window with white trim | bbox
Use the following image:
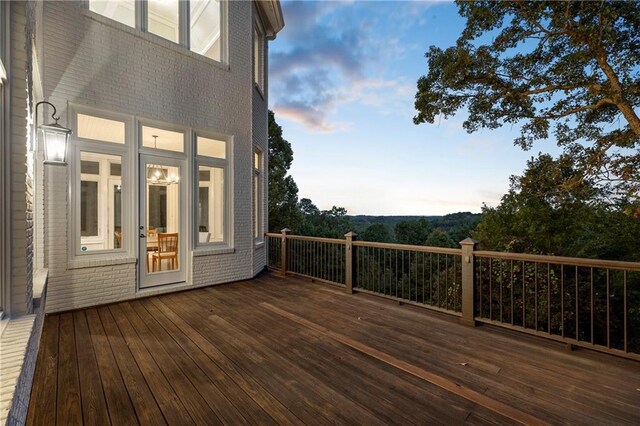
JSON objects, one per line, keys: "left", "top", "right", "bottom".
{"left": 89, "top": 0, "right": 225, "bottom": 63}
{"left": 195, "top": 135, "right": 229, "bottom": 245}
{"left": 253, "top": 148, "right": 263, "bottom": 243}
{"left": 72, "top": 111, "right": 130, "bottom": 256}
{"left": 253, "top": 19, "right": 265, "bottom": 89}
{"left": 79, "top": 152, "right": 123, "bottom": 251}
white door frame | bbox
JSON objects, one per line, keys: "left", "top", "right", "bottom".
{"left": 138, "top": 153, "right": 187, "bottom": 289}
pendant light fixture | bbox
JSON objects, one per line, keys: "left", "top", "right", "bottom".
{"left": 147, "top": 135, "right": 180, "bottom": 185}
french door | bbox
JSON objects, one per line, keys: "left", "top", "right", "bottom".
{"left": 139, "top": 154, "right": 186, "bottom": 288}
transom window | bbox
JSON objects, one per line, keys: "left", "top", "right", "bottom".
{"left": 89, "top": 0, "right": 225, "bottom": 63}
{"left": 77, "top": 114, "right": 126, "bottom": 144}
{"left": 142, "top": 125, "right": 185, "bottom": 153}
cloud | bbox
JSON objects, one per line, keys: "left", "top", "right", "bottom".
{"left": 270, "top": 1, "right": 439, "bottom": 133}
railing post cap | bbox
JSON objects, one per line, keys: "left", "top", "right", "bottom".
{"left": 344, "top": 231, "right": 358, "bottom": 239}
{"left": 281, "top": 228, "right": 292, "bottom": 234}
{"left": 459, "top": 237, "right": 479, "bottom": 247}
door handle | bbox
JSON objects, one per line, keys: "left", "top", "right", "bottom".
{"left": 140, "top": 233, "right": 146, "bottom": 238}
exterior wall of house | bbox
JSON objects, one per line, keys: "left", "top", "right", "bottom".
{"left": 40, "top": 0, "right": 267, "bottom": 313}
{"left": 252, "top": 38, "right": 268, "bottom": 277}
{"left": 8, "top": 0, "right": 35, "bottom": 317}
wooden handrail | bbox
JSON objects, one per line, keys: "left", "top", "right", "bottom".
{"left": 475, "top": 250, "right": 640, "bottom": 272}
{"left": 353, "top": 240, "right": 461, "bottom": 255}
{"left": 283, "top": 235, "right": 346, "bottom": 244}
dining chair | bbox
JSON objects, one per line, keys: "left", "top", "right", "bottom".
{"left": 151, "top": 233, "right": 178, "bottom": 271}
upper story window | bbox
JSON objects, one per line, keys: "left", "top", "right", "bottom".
{"left": 190, "top": 0, "right": 223, "bottom": 62}
{"left": 89, "top": 0, "right": 225, "bottom": 63}
{"left": 89, "top": 0, "right": 135, "bottom": 28}
{"left": 253, "top": 18, "right": 265, "bottom": 89}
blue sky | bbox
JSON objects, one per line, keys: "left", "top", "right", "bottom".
{"left": 268, "top": 1, "right": 561, "bottom": 216}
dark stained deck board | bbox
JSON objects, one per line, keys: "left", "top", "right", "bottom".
{"left": 135, "top": 298, "right": 280, "bottom": 425}
{"left": 173, "top": 286, "right": 509, "bottom": 425}
{"left": 233, "top": 278, "right": 618, "bottom": 423}
{"left": 56, "top": 313, "right": 82, "bottom": 426}
{"left": 116, "top": 302, "right": 221, "bottom": 425}
{"left": 72, "top": 311, "right": 110, "bottom": 426}
{"left": 27, "top": 273, "right": 640, "bottom": 425}
{"left": 96, "top": 307, "right": 166, "bottom": 425}
{"left": 26, "top": 315, "right": 58, "bottom": 426}
{"left": 126, "top": 300, "right": 251, "bottom": 424}
{"left": 107, "top": 304, "right": 195, "bottom": 425}
{"left": 245, "top": 276, "right": 640, "bottom": 418}
{"left": 145, "top": 296, "right": 302, "bottom": 425}
{"left": 84, "top": 308, "right": 139, "bottom": 426}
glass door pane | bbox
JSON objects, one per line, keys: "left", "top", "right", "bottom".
{"left": 140, "top": 155, "right": 185, "bottom": 288}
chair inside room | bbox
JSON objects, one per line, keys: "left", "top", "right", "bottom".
{"left": 151, "top": 232, "right": 179, "bottom": 272}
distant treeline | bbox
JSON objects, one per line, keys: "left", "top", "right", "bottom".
{"left": 350, "top": 212, "right": 481, "bottom": 244}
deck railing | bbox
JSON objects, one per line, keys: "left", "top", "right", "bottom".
{"left": 266, "top": 230, "right": 640, "bottom": 361}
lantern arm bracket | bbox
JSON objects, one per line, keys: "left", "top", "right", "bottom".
{"left": 35, "top": 100, "right": 61, "bottom": 129}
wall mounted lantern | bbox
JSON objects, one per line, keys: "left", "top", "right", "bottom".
{"left": 35, "top": 100, "right": 72, "bottom": 165}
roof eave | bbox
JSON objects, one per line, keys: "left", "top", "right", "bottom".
{"left": 255, "top": 0, "right": 285, "bottom": 40}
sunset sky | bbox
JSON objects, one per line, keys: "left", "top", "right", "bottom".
{"left": 268, "top": 1, "right": 562, "bottom": 215}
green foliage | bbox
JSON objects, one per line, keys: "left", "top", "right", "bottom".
{"left": 268, "top": 110, "right": 302, "bottom": 232}
{"left": 361, "top": 223, "right": 392, "bottom": 243}
{"left": 297, "top": 199, "right": 352, "bottom": 239}
{"left": 473, "top": 154, "right": 640, "bottom": 261}
{"left": 394, "top": 219, "right": 433, "bottom": 246}
{"left": 414, "top": 1, "right": 640, "bottom": 211}
{"left": 425, "top": 229, "right": 456, "bottom": 248}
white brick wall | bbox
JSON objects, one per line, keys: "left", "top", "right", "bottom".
{"left": 40, "top": 0, "right": 270, "bottom": 312}
{"left": 8, "top": 0, "right": 35, "bottom": 316}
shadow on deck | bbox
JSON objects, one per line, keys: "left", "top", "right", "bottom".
{"left": 27, "top": 272, "right": 640, "bottom": 425}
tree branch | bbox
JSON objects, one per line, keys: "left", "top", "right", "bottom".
{"left": 530, "top": 98, "right": 616, "bottom": 119}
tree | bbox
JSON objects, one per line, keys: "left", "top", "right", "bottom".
{"left": 473, "top": 154, "right": 640, "bottom": 261}
{"left": 268, "top": 110, "right": 302, "bottom": 231}
{"left": 395, "top": 219, "right": 433, "bottom": 246}
{"left": 298, "top": 199, "right": 352, "bottom": 238}
{"left": 361, "top": 223, "right": 392, "bottom": 243}
{"left": 425, "top": 229, "right": 456, "bottom": 248}
{"left": 414, "top": 1, "right": 640, "bottom": 212}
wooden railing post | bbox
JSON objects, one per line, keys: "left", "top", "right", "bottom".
{"left": 345, "top": 231, "right": 357, "bottom": 293}
{"left": 281, "top": 228, "right": 291, "bottom": 276}
{"left": 460, "top": 238, "right": 478, "bottom": 326}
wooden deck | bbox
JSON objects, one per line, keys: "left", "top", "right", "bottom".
{"left": 27, "top": 273, "right": 640, "bottom": 425}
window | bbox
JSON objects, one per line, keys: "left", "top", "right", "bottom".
{"left": 147, "top": 0, "right": 180, "bottom": 43}
{"left": 88, "top": 0, "right": 226, "bottom": 63}
{"left": 79, "top": 152, "right": 124, "bottom": 252}
{"left": 253, "top": 21, "right": 265, "bottom": 88}
{"left": 89, "top": 0, "right": 135, "bottom": 28}
{"left": 253, "top": 148, "right": 263, "bottom": 242}
{"left": 195, "top": 135, "right": 228, "bottom": 245}
{"left": 142, "top": 125, "right": 185, "bottom": 153}
{"left": 77, "top": 114, "right": 126, "bottom": 144}
{"left": 190, "top": 0, "right": 222, "bottom": 61}
{"left": 72, "top": 109, "right": 130, "bottom": 257}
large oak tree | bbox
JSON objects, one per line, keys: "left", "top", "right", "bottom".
{"left": 414, "top": 1, "right": 640, "bottom": 212}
